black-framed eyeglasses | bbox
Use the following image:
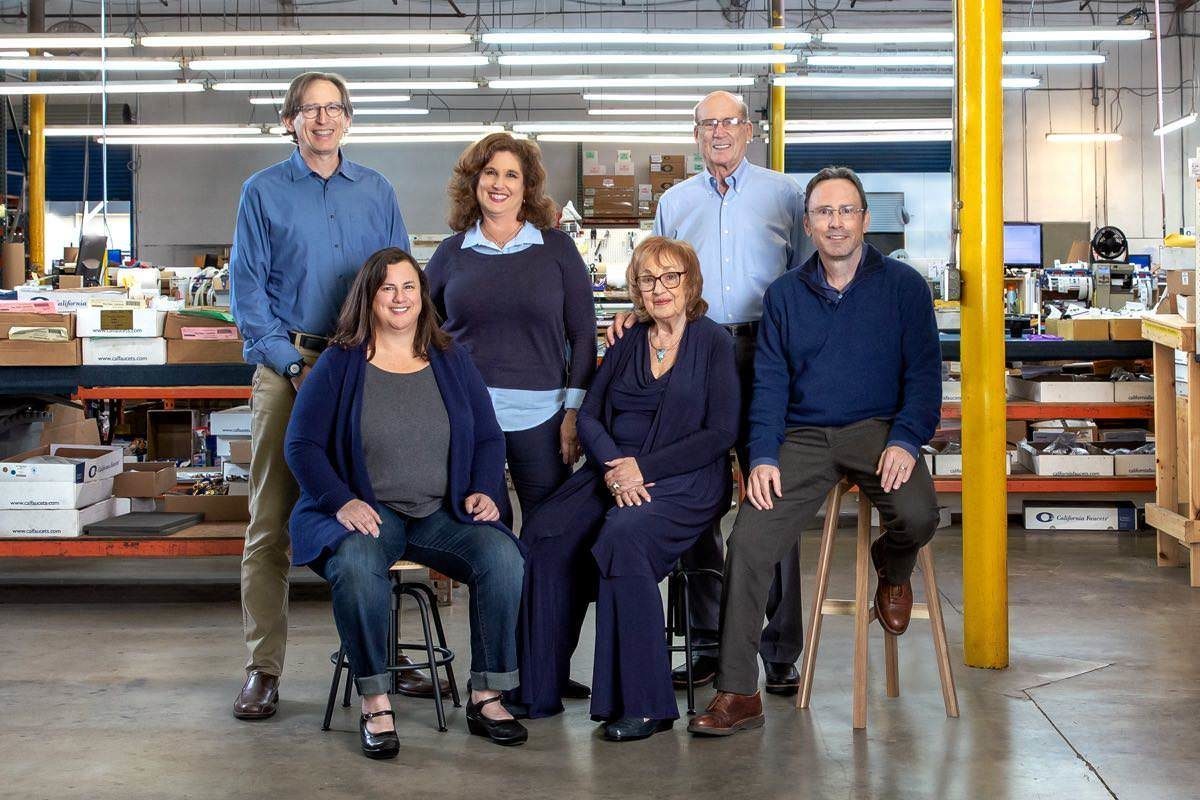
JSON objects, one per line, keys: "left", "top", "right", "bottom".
{"left": 636, "top": 271, "right": 684, "bottom": 292}
{"left": 297, "top": 102, "right": 347, "bottom": 119}
{"left": 695, "top": 116, "right": 747, "bottom": 133}
{"left": 807, "top": 205, "right": 866, "bottom": 222}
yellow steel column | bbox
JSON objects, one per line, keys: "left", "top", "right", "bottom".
{"left": 956, "top": 0, "right": 1008, "bottom": 667}
{"left": 28, "top": 91, "right": 45, "bottom": 271}
{"left": 768, "top": 0, "right": 785, "bottom": 171}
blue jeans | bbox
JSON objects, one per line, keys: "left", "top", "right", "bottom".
{"left": 314, "top": 505, "right": 524, "bottom": 695}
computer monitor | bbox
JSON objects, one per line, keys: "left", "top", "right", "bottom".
{"left": 1003, "top": 222, "right": 1043, "bottom": 268}
{"left": 77, "top": 233, "right": 108, "bottom": 287}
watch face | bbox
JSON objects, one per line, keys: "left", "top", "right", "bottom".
{"left": 288, "top": 363, "right": 302, "bottom": 376}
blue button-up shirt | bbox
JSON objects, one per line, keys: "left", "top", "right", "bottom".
{"left": 653, "top": 158, "right": 806, "bottom": 324}
{"left": 461, "top": 219, "right": 586, "bottom": 431}
{"left": 230, "top": 148, "right": 409, "bottom": 375}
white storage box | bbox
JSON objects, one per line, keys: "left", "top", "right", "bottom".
{"left": 1006, "top": 375, "right": 1115, "bottom": 403}
{"left": 222, "top": 461, "right": 250, "bottom": 481}
{"left": 941, "top": 380, "right": 962, "bottom": 402}
{"left": 1018, "top": 441, "right": 1114, "bottom": 477}
{"left": 14, "top": 286, "right": 124, "bottom": 311}
{"left": 1112, "top": 380, "right": 1154, "bottom": 402}
{"left": 210, "top": 406, "right": 252, "bottom": 437}
{"left": 75, "top": 307, "right": 165, "bottom": 338}
{"left": 1112, "top": 453, "right": 1156, "bottom": 476}
{"left": 216, "top": 436, "right": 249, "bottom": 458}
{"left": 0, "top": 496, "right": 127, "bottom": 538}
{"left": 1023, "top": 500, "right": 1137, "bottom": 531}
{"left": 930, "top": 446, "right": 1014, "bottom": 476}
{"left": 0, "top": 477, "right": 113, "bottom": 510}
{"left": 82, "top": 337, "right": 167, "bottom": 365}
{"left": 0, "top": 443, "right": 124, "bottom": 484}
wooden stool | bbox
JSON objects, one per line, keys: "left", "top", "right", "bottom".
{"left": 796, "top": 481, "right": 959, "bottom": 729}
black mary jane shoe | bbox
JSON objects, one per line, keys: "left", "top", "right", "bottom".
{"left": 466, "top": 695, "right": 529, "bottom": 747}
{"left": 602, "top": 717, "right": 674, "bottom": 742}
{"left": 359, "top": 709, "right": 400, "bottom": 760}
{"left": 562, "top": 678, "right": 592, "bottom": 700}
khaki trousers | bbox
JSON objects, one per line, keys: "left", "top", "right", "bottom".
{"left": 240, "top": 363, "right": 303, "bottom": 676}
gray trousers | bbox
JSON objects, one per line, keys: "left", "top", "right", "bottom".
{"left": 716, "top": 418, "right": 939, "bottom": 695}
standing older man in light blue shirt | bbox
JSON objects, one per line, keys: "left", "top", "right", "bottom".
{"left": 643, "top": 89, "right": 807, "bottom": 694}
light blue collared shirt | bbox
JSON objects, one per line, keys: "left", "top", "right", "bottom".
{"left": 461, "top": 220, "right": 586, "bottom": 432}
{"left": 653, "top": 158, "right": 806, "bottom": 324}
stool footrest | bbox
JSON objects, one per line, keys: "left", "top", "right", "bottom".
{"left": 820, "top": 598, "right": 931, "bottom": 620}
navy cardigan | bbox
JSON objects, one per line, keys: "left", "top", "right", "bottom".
{"left": 284, "top": 342, "right": 511, "bottom": 566}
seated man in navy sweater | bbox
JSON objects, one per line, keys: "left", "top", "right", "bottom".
{"left": 689, "top": 165, "right": 942, "bottom": 736}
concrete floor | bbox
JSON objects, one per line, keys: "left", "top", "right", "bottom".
{"left": 1, "top": 524, "right": 1197, "bottom": 800}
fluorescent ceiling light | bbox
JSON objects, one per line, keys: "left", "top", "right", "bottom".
{"left": 47, "top": 124, "right": 264, "bottom": 137}
{"left": 214, "top": 80, "right": 479, "bottom": 92}
{"left": 1003, "top": 53, "right": 1105, "bottom": 66}
{"left": 351, "top": 108, "right": 431, "bottom": 116}
{"left": 786, "top": 130, "right": 952, "bottom": 144}
{"left": 0, "top": 56, "right": 180, "bottom": 72}
{"left": 1045, "top": 132, "right": 1122, "bottom": 142}
{"left": 268, "top": 123, "right": 503, "bottom": 135}
{"left": 192, "top": 55, "right": 488, "bottom": 71}
{"left": 534, "top": 134, "right": 697, "bottom": 144}
{"left": 498, "top": 52, "right": 796, "bottom": 66}
{"left": 582, "top": 93, "right": 735, "bottom": 102}
{"left": 588, "top": 108, "right": 698, "bottom": 116}
{"left": 1003, "top": 27, "right": 1152, "bottom": 42}
{"left": 142, "top": 31, "right": 471, "bottom": 48}
{"left": 100, "top": 133, "right": 499, "bottom": 146}
{"left": 765, "top": 118, "right": 952, "bottom": 132}
{"left": 820, "top": 30, "right": 953, "bottom": 45}
{"left": 482, "top": 29, "right": 813, "bottom": 45}
{"left": 774, "top": 74, "right": 1040, "bottom": 89}
{"left": 0, "top": 35, "right": 133, "bottom": 49}
{"left": 1154, "top": 112, "right": 1198, "bottom": 136}
{"left": 804, "top": 53, "right": 1105, "bottom": 68}
{"left": 0, "top": 81, "right": 204, "bottom": 96}
{"left": 0, "top": 51, "right": 28, "bottom": 58}
{"left": 489, "top": 75, "right": 755, "bottom": 90}
{"left": 249, "top": 94, "right": 412, "bottom": 105}
{"left": 513, "top": 121, "right": 692, "bottom": 133}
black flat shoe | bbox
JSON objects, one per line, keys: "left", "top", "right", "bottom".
{"left": 359, "top": 709, "right": 399, "bottom": 760}
{"left": 672, "top": 654, "right": 718, "bottom": 689}
{"left": 563, "top": 678, "right": 592, "bottom": 700}
{"left": 603, "top": 717, "right": 674, "bottom": 742}
{"left": 763, "top": 661, "right": 800, "bottom": 696}
{"left": 466, "top": 695, "right": 528, "bottom": 746}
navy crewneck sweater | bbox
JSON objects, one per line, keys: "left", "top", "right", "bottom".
{"left": 426, "top": 227, "right": 596, "bottom": 395}
{"left": 748, "top": 244, "right": 942, "bottom": 468}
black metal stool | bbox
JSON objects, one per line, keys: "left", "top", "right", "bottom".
{"left": 322, "top": 561, "right": 462, "bottom": 732}
{"left": 664, "top": 563, "right": 722, "bottom": 715}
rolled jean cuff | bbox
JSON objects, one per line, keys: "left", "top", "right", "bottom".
{"left": 355, "top": 672, "right": 392, "bottom": 697}
{"left": 470, "top": 669, "right": 520, "bottom": 692}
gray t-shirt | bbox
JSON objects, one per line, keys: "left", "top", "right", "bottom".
{"left": 361, "top": 362, "right": 450, "bottom": 518}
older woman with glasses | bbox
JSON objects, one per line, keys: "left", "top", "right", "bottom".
{"left": 512, "top": 237, "right": 740, "bottom": 742}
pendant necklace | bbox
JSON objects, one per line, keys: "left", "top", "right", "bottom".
{"left": 650, "top": 330, "right": 682, "bottom": 363}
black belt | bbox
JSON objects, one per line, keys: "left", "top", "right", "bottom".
{"left": 290, "top": 331, "right": 329, "bottom": 353}
{"left": 723, "top": 321, "right": 759, "bottom": 338}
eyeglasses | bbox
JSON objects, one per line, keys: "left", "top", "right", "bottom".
{"left": 807, "top": 205, "right": 866, "bottom": 222}
{"left": 695, "top": 116, "right": 747, "bottom": 133}
{"left": 296, "top": 102, "right": 347, "bottom": 119}
{"left": 636, "top": 271, "right": 684, "bottom": 292}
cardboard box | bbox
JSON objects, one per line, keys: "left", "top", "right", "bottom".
{"left": 929, "top": 442, "right": 1012, "bottom": 476}
{"left": 942, "top": 380, "right": 962, "bottom": 402}
{"left": 75, "top": 307, "right": 165, "bottom": 338}
{"left": 687, "top": 152, "right": 704, "bottom": 174}
{"left": 215, "top": 436, "right": 249, "bottom": 458}
{"left": 0, "top": 476, "right": 113, "bottom": 510}
{"left": 1108, "top": 318, "right": 1144, "bottom": 341}
{"left": 222, "top": 461, "right": 250, "bottom": 481}
{"left": 614, "top": 149, "right": 634, "bottom": 176}
{"left": 163, "top": 311, "right": 237, "bottom": 339}
{"left": 166, "top": 338, "right": 244, "bottom": 364}
{"left": 649, "top": 154, "right": 686, "bottom": 176}
{"left": 1180, "top": 294, "right": 1196, "bottom": 323}
{"left": 210, "top": 406, "right": 252, "bottom": 438}
{"left": 147, "top": 409, "right": 199, "bottom": 462}
{"left": 0, "top": 443, "right": 124, "bottom": 484}
{"left": 1112, "top": 452, "right": 1156, "bottom": 476}
{"left": 112, "top": 462, "right": 177, "bottom": 498}
{"left": 0, "top": 497, "right": 124, "bottom": 538}
{"left": 1023, "top": 500, "right": 1137, "bottom": 531}
{"left": 162, "top": 492, "right": 249, "bottom": 522}
{"left": 1006, "top": 420, "right": 1028, "bottom": 445}
{"left": 1112, "top": 379, "right": 1154, "bottom": 402}
{"left": 13, "top": 286, "right": 125, "bottom": 312}
{"left": 57, "top": 274, "right": 83, "bottom": 289}
{"left": 1045, "top": 317, "right": 1110, "bottom": 341}
{"left": 582, "top": 174, "right": 635, "bottom": 190}
{"left": 1030, "top": 419, "right": 1098, "bottom": 443}
{"left": 1018, "top": 441, "right": 1114, "bottom": 476}
{"left": 0, "top": 339, "right": 80, "bottom": 366}
{"left": 1007, "top": 374, "right": 1115, "bottom": 403}
{"left": 38, "top": 416, "right": 100, "bottom": 447}
{"left": 0, "top": 312, "right": 74, "bottom": 339}
{"left": 1166, "top": 268, "right": 1195, "bottom": 297}
{"left": 82, "top": 336, "right": 167, "bottom": 366}
{"left": 228, "top": 439, "right": 252, "bottom": 463}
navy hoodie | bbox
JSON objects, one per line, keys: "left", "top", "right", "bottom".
{"left": 747, "top": 244, "right": 942, "bottom": 468}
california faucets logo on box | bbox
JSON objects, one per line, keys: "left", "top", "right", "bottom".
{"left": 1035, "top": 512, "right": 1055, "bottom": 523}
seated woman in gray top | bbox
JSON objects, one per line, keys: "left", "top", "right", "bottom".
{"left": 285, "top": 247, "right": 526, "bottom": 757}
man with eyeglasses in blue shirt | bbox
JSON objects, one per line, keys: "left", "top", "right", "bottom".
{"left": 229, "top": 71, "right": 416, "bottom": 720}
{"left": 607, "top": 89, "right": 808, "bottom": 697}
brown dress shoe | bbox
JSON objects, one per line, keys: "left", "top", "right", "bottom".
{"left": 874, "top": 578, "right": 914, "bottom": 635}
{"left": 394, "top": 654, "right": 451, "bottom": 699}
{"left": 233, "top": 670, "right": 279, "bottom": 720}
{"left": 687, "top": 691, "right": 765, "bottom": 737}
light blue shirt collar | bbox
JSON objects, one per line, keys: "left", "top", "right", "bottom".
{"left": 287, "top": 148, "right": 361, "bottom": 182}
{"left": 461, "top": 219, "right": 544, "bottom": 254}
{"left": 704, "top": 157, "right": 751, "bottom": 196}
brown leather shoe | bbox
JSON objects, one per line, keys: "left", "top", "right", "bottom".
{"left": 233, "top": 670, "right": 279, "bottom": 720}
{"left": 870, "top": 536, "right": 914, "bottom": 635}
{"left": 394, "top": 654, "right": 451, "bottom": 699}
{"left": 687, "top": 691, "right": 765, "bottom": 737}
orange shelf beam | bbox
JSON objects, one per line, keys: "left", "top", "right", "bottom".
{"left": 74, "top": 386, "right": 252, "bottom": 402}
{"left": 0, "top": 537, "right": 244, "bottom": 558}
{"left": 940, "top": 401, "right": 1154, "bottom": 420}
{"left": 931, "top": 476, "right": 1155, "bottom": 493}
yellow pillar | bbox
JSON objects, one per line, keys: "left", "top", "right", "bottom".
{"left": 28, "top": 89, "right": 45, "bottom": 272}
{"left": 768, "top": 0, "right": 785, "bottom": 172}
{"left": 956, "top": 0, "right": 1008, "bottom": 667}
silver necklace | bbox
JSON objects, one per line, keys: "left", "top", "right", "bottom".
{"left": 650, "top": 329, "right": 682, "bottom": 363}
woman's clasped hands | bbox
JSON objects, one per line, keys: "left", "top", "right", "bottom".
{"left": 604, "top": 457, "right": 654, "bottom": 508}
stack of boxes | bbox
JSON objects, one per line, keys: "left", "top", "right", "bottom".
{"left": 212, "top": 405, "right": 252, "bottom": 498}
{"left": 0, "top": 303, "right": 79, "bottom": 365}
{"left": 77, "top": 301, "right": 167, "bottom": 365}
{"left": 649, "top": 154, "right": 687, "bottom": 217}
{"left": 578, "top": 148, "right": 701, "bottom": 220}
{"left": 164, "top": 310, "right": 244, "bottom": 364}
{"left": 582, "top": 175, "right": 638, "bottom": 219}
{"left": 0, "top": 437, "right": 128, "bottom": 538}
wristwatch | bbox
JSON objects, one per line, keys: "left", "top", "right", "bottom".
{"left": 285, "top": 360, "right": 304, "bottom": 378}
